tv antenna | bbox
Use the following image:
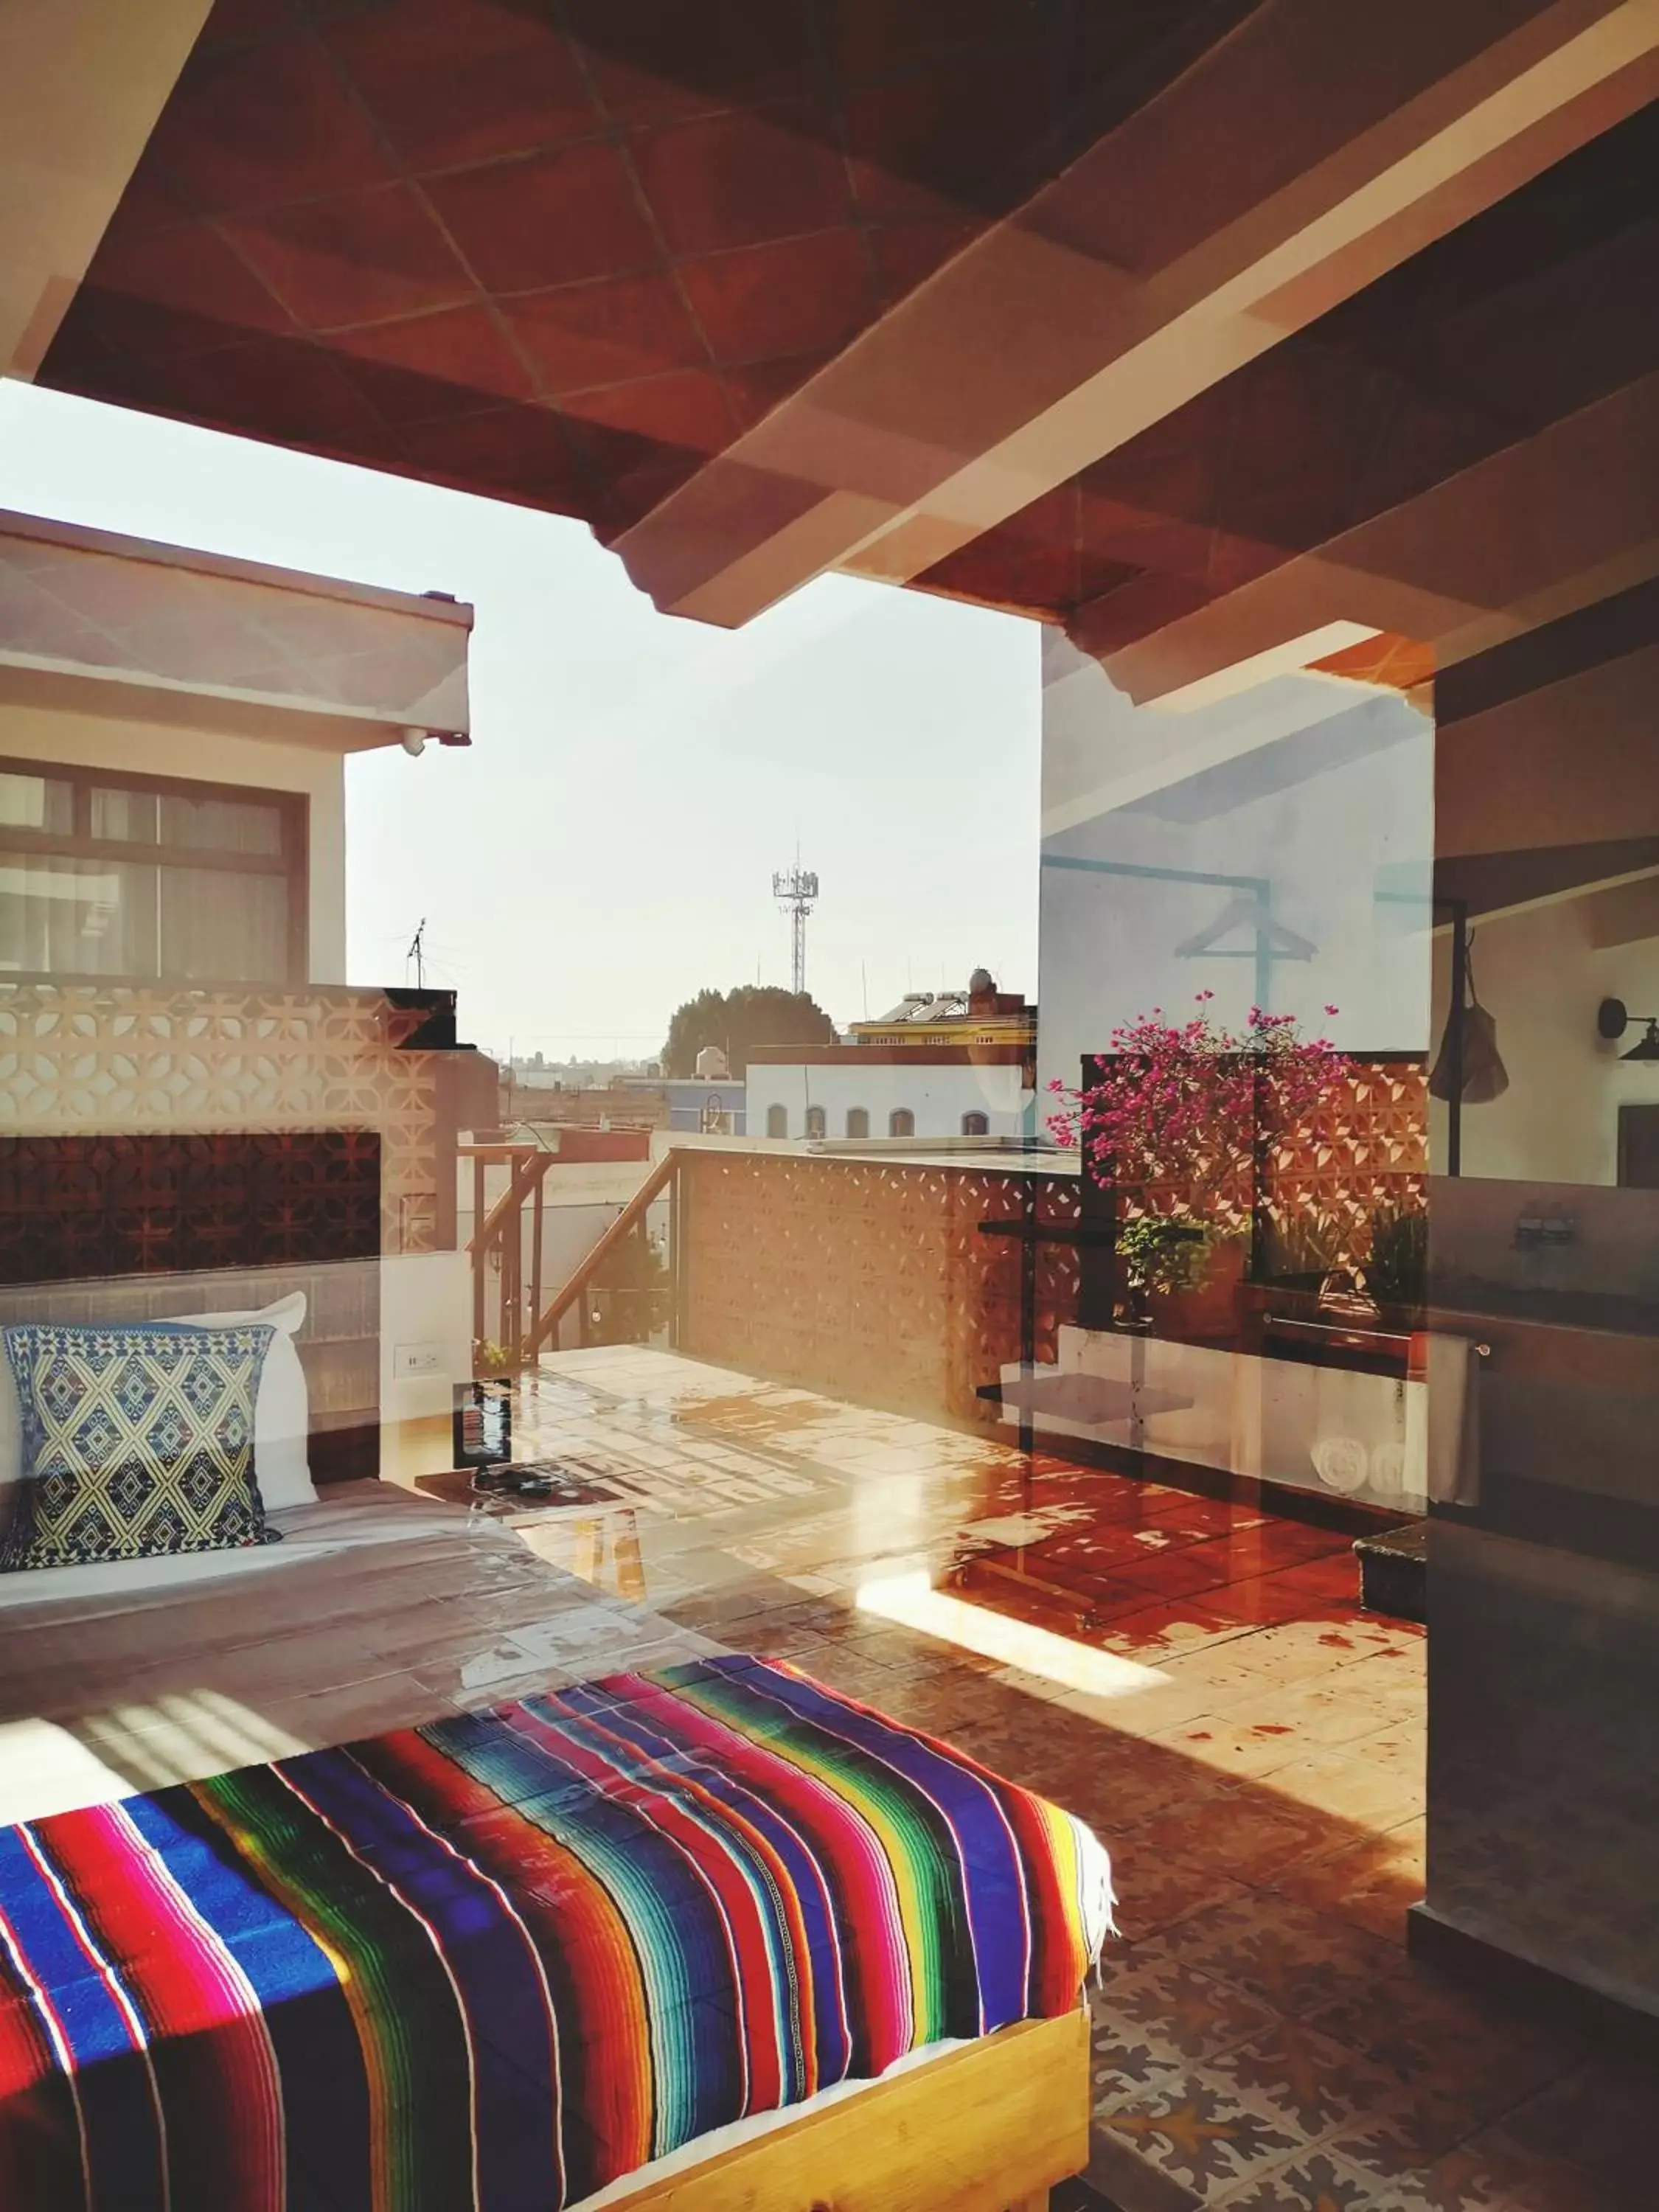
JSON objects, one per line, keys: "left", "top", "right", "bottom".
{"left": 406, "top": 917, "right": 428, "bottom": 989}
{"left": 771, "top": 863, "right": 818, "bottom": 995}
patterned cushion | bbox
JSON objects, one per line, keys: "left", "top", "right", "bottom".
{"left": 0, "top": 1324, "right": 279, "bottom": 1571}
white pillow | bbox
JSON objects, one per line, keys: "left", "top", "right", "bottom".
{"left": 0, "top": 1358, "right": 18, "bottom": 1506}
{"left": 0, "top": 1292, "right": 317, "bottom": 1514}
{"left": 164, "top": 1292, "right": 316, "bottom": 1512}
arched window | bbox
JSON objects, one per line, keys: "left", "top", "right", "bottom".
{"left": 765, "top": 1103, "right": 787, "bottom": 1138}
{"left": 846, "top": 1107, "right": 869, "bottom": 1138}
{"left": 961, "top": 1110, "right": 990, "bottom": 1135}
{"left": 804, "top": 1105, "right": 827, "bottom": 1138}
{"left": 888, "top": 1107, "right": 915, "bottom": 1138}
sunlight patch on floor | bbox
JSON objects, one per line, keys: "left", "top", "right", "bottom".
{"left": 855, "top": 1570, "right": 1167, "bottom": 1700}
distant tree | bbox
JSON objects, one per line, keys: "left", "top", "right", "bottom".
{"left": 662, "top": 984, "right": 838, "bottom": 1076}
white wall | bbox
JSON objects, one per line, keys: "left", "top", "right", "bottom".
{"left": 0, "top": 693, "right": 348, "bottom": 980}
{"left": 1038, "top": 633, "right": 1433, "bottom": 1099}
{"left": 380, "top": 1250, "right": 471, "bottom": 1425}
{"left": 1431, "top": 891, "right": 1659, "bottom": 1189}
{"left": 748, "top": 1059, "right": 1033, "bottom": 1140}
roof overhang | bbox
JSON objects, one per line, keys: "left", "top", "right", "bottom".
{"left": 11, "top": 0, "right": 1658, "bottom": 709}
{"left": 0, "top": 507, "right": 472, "bottom": 749}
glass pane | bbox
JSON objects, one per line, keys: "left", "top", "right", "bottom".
{"left": 159, "top": 865, "right": 288, "bottom": 981}
{"left": 157, "top": 790, "right": 283, "bottom": 856}
{"left": 90, "top": 785, "right": 159, "bottom": 843}
{"left": 0, "top": 852, "right": 158, "bottom": 975}
{"left": 0, "top": 771, "right": 72, "bottom": 835}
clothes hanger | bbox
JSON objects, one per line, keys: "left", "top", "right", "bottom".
{"left": 1173, "top": 891, "right": 1317, "bottom": 961}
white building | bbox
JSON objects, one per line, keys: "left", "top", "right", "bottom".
{"left": 745, "top": 1044, "right": 1034, "bottom": 1143}
{"left": 0, "top": 507, "right": 483, "bottom": 1459}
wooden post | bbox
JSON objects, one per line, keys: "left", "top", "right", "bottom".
{"left": 472, "top": 1152, "right": 486, "bottom": 1348}
{"left": 530, "top": 1169, "right": 544, "bottom": 1362}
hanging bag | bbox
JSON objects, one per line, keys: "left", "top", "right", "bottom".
{"left": 1430, "top": 932, "right": 1509, "bottom": 1104}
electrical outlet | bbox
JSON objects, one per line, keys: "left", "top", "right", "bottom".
{"left": 392, "top": 1341, "right": 445, "bottom": 1380}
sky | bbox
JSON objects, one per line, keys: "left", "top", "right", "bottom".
{"left": 0, "top": 383, "right": 1040, "bottom": 1060}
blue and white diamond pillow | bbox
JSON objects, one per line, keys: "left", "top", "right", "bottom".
{"left": 0, "top": 1323, "right": 279, "bottom": 1571}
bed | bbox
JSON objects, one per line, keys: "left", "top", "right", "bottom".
{"left": 0, "top": 1483, "right": 1110, "bottom": 2212}
{"left": 0, "top": 1652, "right": 1107, "bottom": 2212}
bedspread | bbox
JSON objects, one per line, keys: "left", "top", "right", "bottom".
{"left": 0, "top": 1653, "right": 1112, "bottom": 2212}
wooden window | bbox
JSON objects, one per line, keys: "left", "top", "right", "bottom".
{"left": 804, "top": 1105, "right": 827, "bottom": 1138}
{"left": 846, "top": 1107, "right": 869, "bottom": 1138}
{"left": 888, "top": 1107, "right": 915, "bottom": 1137}
{"left": 0, "top": 755, "right": 307, "bottom": 984}
{"left": 765, "top": 1104, "right": 788, "bottom": 1138}
{"left": 961, "top": 1110, "right": 990, "bottom": 1135}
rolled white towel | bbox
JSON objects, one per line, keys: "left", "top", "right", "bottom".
{"left": 1368, "top": 1438, "right": 1406, "bottom": 1496}
{"left": 1311, "top": 1433, "right": 1371, "bottom": 1493}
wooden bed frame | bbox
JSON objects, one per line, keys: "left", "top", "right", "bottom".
{"left": 605, "top": 2007, "right": 1091, "bottom": 2212}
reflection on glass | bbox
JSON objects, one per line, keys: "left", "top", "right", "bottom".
{"left": 0, "top": 853, "right": 288, "bottom": 980}
{"left": 159, "top": 791, "right": 283, "bottom": 855}
{"left": 1425, "top": 599, "right": 1659, "bottom": 2003}
{"left": 159, "top": 866, "right": 288, "bottom": 981}
{"left": 1015, "top": 637, "right": 1433, "bottom": 1513}
{"left": 0, "top": 772, "right": 72, "bottom": 834}
{"left": 0, "top": 855, "right": 151, "bottom": 975}
{"left": 90, "top": 785, "right": 159, "bottom": 843}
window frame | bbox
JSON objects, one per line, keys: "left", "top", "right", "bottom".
{"left": 961, "top": 1110, "right": 990, "bottom": 1135}
{"left": 804, "top": 1104, "right": 827, "bottom": 1139}
{"left": 845, "top": 1107, "right": 869, "bottom": 1138}
{"left": 888, "top": 1107, "right": 916, "bottom": 1138}
{"left": 765, "top": 1103, "right": 789, "bottom": 1139}
{"left": 0, "top": 752, "right": 308, "bottom": 986}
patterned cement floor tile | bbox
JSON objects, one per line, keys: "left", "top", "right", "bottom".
{"left": 521, "top": 1352, "right": 1617, "bottom": 2212}
{"left": 1092, "top": 1952, "right": 1280, "bottom": 2071}
{"left": 1306, "top": 1965, "right": 1585, "bottom": 2121}
{"left": 1094, "top": 2059, "right": 1305, "bottom": 2198}
{"left": 1331, "top": 2137, "right": 1603, "bottom": 2212}
{"left": 1267, "top": 1836, "right": 1424, "bottom": 1949}
{"left": 1204, "top": 2018, "right": 1412, "bottom": 2145}
{"left": 1134, "top": 1792, "right": 1339, "bottom": 1885}
{"left": 1462, "top": 2053, "right": 1659, "bottom": 2205}
{"left": 1209, "top": 2146, "right": 1383, "bottom": 2210}
{"left": 1161, "top": 1895, "right": 1403, "bottom": 2019}
{"left": 1104, "top": 1840, "right": 1255, "bottom": 1944}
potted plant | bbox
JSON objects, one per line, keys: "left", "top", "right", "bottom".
{"left": 1363, "top": 1199, "right": 1428, "bottom": 1321}
{"left": 1116, "top": 1212, "right": 1211, "bottom": 1326}
{"left": 1050, "top": 994, "right": 1345, "bottom": 1338}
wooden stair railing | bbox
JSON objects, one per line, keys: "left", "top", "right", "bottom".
{"left": 464, "top": 1144, "right": 679, "bottom": 1367}
{"left": 465, "top": 1143, "right": 557, "bottom": 1366}
{"left": 524, "top": 1150, "right": 678, "bottom": 1360}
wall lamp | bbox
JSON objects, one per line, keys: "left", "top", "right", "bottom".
{"left": 1597, "top": 998, "right": 1659, "bottom": 1060}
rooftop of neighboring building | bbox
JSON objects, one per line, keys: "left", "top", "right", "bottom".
{"left": 841, "top": 969, "right": 1036, "bottom": 1052}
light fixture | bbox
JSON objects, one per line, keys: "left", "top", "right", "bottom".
{"left": 400, "top": 728, "right": 428, "bottom": 757}
{"left": 1597, "top": 998, "right": 1659, "bottom": 1060}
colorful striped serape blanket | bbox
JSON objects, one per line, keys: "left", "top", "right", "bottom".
{"left": 0, "top": 1654, "right": 1113, "bottom": 2211}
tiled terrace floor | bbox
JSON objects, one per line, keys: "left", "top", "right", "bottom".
{"left": 450, "top": 1346, "right": 1644, "bottom": 2212}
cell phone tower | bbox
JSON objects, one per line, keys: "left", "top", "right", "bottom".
{"left": 772, "top": 862, "right": 819, "bottom": 995}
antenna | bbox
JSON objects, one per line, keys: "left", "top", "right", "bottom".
{"left": 406, "top": 917, "right": 428, "bottom": 989}
{"left": 771, "top": 862, "right": 819, "bottom": 995}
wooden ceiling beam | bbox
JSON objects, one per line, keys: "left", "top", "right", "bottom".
{"left": 609, "top": 0, "right": 1659, "bottom": 629}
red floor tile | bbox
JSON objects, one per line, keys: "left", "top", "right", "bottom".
{"left": 1202, "top": 1571, "right": 1340, "bottom": 1627}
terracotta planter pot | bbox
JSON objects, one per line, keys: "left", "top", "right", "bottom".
{"left": 1147, "top": 1237, "right": 1247, "bottom": 1340}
